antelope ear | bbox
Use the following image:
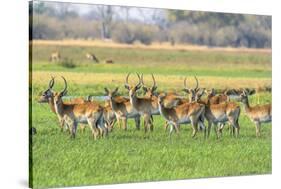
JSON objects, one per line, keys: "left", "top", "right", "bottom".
{"left": 104, "top": 87, "right": 109, "bottom": 95}
{"left": 152, "top": 86, "right": 158, "bottom": 92}
{"left": 198, "top": 88, "right": 205, "bottom": 96}
{"left": 195, "top": 88, "right": 201, "bottom": 93}
{"left": 136, "top": 84, "right": 141, "bottom": 90}
{"left": 142, "top": 86, "right": 148, "bottom": 93}
{"left": 59, "top": 91, "right": 66, "bottom": 97}
{"left": 114, "top": 87, "right": 119, "bottom": 94}
{"left": 124, "top": 84, "right": 130, "bottom": 90}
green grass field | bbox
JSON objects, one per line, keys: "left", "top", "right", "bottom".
{"left": 30, "top": 42, "right": 272, "bottom": 188}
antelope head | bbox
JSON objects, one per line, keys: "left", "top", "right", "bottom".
{"left": 239, "top": 89, "right": 249, "bottom": 104}
{"left": 194, "top": 88, "right": 206, "bottom": 102}
{"left": 141, "top": 74, "right": 158, "bottom": 98}
{"left": 182, "top": 76, "right": 199, "bottom": 102}
{"left": 53, "top": 76, "right": 68, "bottom": 107}
{"left": 104, "top": 87, "right": 119, "bottom": 100}
{"left": 38, "top": 76, "right": 55, "bottom": 103}
{"left": 124, "top": 73, "right": 142, "bottom": 99}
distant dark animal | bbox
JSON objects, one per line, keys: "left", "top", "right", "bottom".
{"left": 105, "top": 59, "right": 114, "bottom": 64}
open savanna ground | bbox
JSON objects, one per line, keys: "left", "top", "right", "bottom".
{"left": 30, "top": 41, "right": 272, "bottom": 188}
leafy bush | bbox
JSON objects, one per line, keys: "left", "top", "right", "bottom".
{"left": 59, "top": 58, "right": 76, "bottom": 68}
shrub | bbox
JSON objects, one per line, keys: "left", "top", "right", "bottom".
{"left": 59, "top": 58, "right": 76, "bottom": 69}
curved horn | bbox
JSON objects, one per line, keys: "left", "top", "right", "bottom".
{"left": 61, "top": 76, "right": 67, "bottom": 95}
{"left": 136, "top": 73, "right": 142, "bottom": 88}
{"left": 184, "top": 77, "right": 188, "bottom": 89}
{"left": 151, "top": 74, "right": 156, "bottom": 89}
{"left": 140, "top": 74, "right": 144, "bottom": 86}
{"left": 194, "top": 76, "right": 198, "bottom": 91}
{"left": 49, "top": 76, "right": 55, "bottom": 89}
{"left": 125, "top": 73, "right": 131, "bottom": 85}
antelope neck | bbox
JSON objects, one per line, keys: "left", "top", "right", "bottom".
{"left": 48, "top": 97, "right": 56, "bottom": 114}
{"left": 108, "top": 97, "right": 119, "bottom": 111}
{"left": 54, "top": 99, "right": 65, "bottom": 117}
{"left": 242, "top": 97, "right": 251, "bottom": 112}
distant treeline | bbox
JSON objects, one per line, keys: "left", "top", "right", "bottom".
{"left": 30, "top": 2, "right": 271, "bottom": 48}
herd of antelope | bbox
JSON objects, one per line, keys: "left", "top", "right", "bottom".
{"left": 49, "top": 51, "right": 114, "bottom": 64}
{"left": 37, "top": 73, "right": 272, "bottom": 140}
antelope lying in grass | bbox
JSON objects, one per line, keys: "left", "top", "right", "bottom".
{"left": 105, "top": 59, "right": 114, "bottom": 64}
{"left": 49, "top": 51, "right": 61, "bottom": 62}
{"left": 104, "top": 87, "right": 140, "bottom": 131}
{"left": 38, "top": 77, "right": 89, "bottom": 132}
{"left": 86, "top": 53, "right": 99, "bottom": 63}
{"left": 196, "top": 90, "right": 241, "bottom": 138}
{"left": 239, "top": 90, "right": 271, "bottom": 137}
{"left": 53, "top": 77, "right": 107, "bottom": 139}
{"left": 158, "top": 93, "right": 205, "bottom": 138}
{"left": 125, "top": 73, "right": 160, "bottom": 132}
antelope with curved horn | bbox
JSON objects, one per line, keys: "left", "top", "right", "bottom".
{"left": 38, "top": 77, "right": 90, "bottom": 133}
{"left": 181, "top": 76, "right": 199, "bottom": 102}
{"left": 157, "top": 92, "right": 205, "bottom": 138}
{"left": 196, "top": 90, "right": 241, "bottom": 138}
{"left": 53, "top": 77, "right": 106, "bottom": 139}
{"left": 104, "top": 87, "right": 140, "bottom": 131}
{"left": 125, "top": 73, "right": 159, "bottom": 132}
{"left": 239, "top": 90, "right": 271, "bottom": 137}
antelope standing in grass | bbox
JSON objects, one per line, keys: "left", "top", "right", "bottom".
{"left": 53, "top": 77, "right": 107, "bottom": 139}
{"left": 87, "top": 95, "right": 117, "bottom": 132}
{"left": 157, "top": 93, "right": 205, "bottom": 138}
{"left": 49, "top": 51, "right": 61, "bottom": 62}
{"left": 239, "top": 90, "right": 271, "bottom": 137}
{"left": 102, "top": 100, "right": 117, "bottom": 132}
{"left": 125, "top": 73, "right": 160, "bottom": 132}
{"left": 38, "top": 77, "right": 89, "bottom": 132}
{"left": 104, "top": 87, "right": 141, "bottom": 131}
{"left": 197, "top": 90, "right": 241, "bottom": 138}
{"left": 86, "top": 53, "right": 99, "bottom": 63}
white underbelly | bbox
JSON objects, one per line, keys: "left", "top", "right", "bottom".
{"left": 178, "top": 117, "right": 191, "bottom": 124}
{"left": 214, "top": 114, "right": 228, "bottom": 123}
{"left": 76, "top": 116, "right": 88, "bottom": 124}
{"left": 258, "top": 115, "right": 272, "bottom": 123}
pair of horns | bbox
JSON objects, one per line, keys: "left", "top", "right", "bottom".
{"left": 141, "top": 74, "right": 156, "bottom": 89}
{"left": 184, "top": 76, "right": 198, "bottom": 91}
{"left": 48, "top": 76, "right": 67, "bottom": 94}
{"left": 125, "top": 73, "right": 142, "bottom": 89}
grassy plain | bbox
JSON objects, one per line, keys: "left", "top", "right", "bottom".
{"left": 30, "top": 40, "right": 272, "bottom": 188}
